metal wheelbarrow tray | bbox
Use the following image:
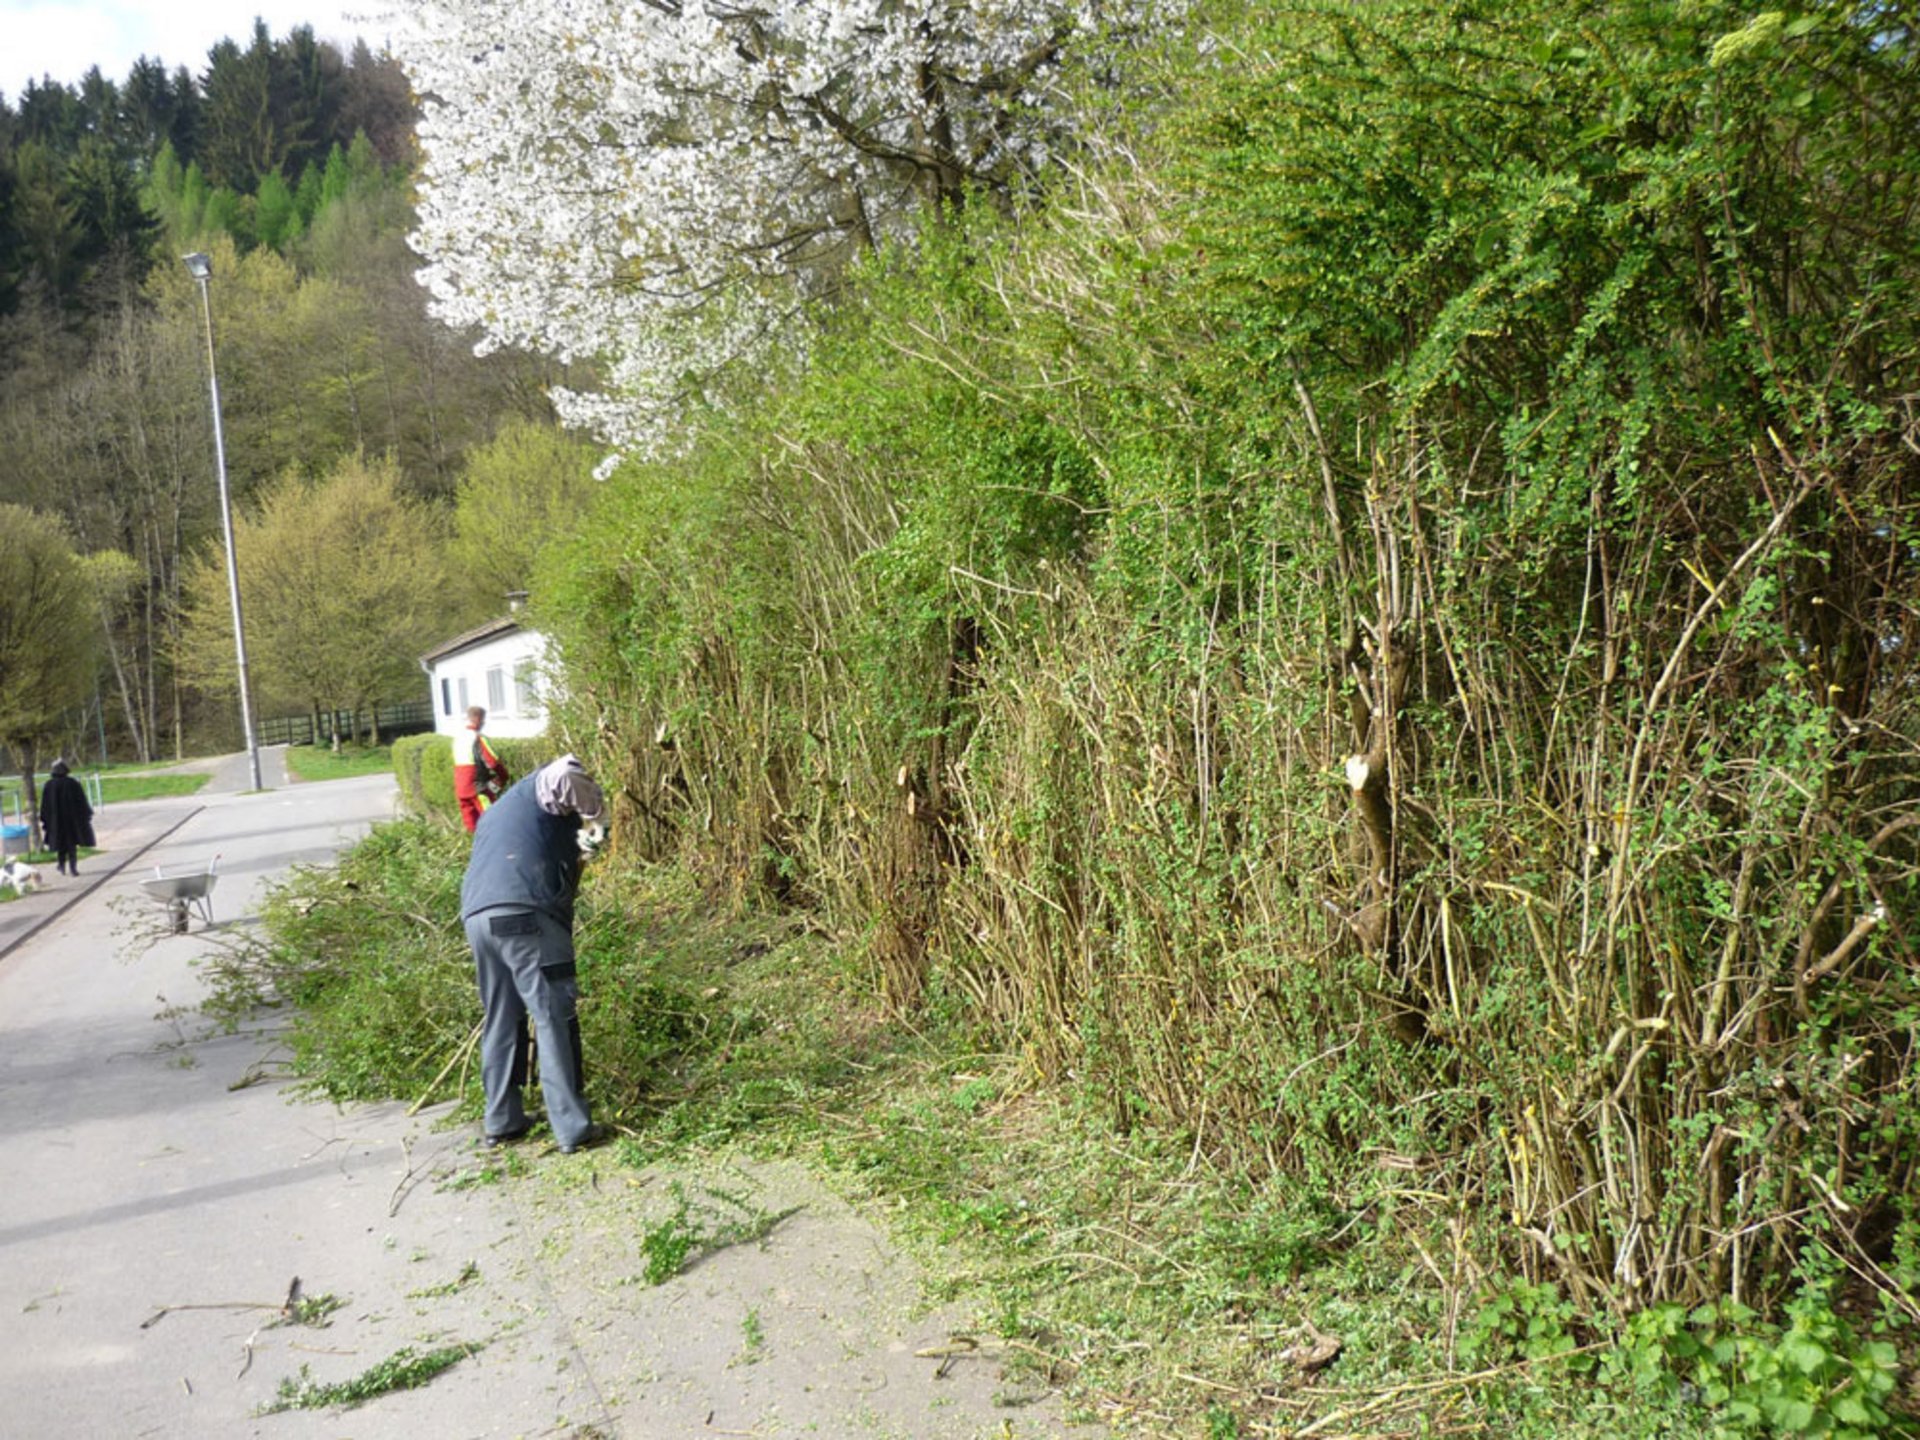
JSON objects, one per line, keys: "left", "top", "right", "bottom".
{"left": 141, "top": 856, "right": 220, "bottom": 931}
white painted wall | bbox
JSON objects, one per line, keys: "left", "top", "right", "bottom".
{"left": 425, "top": 628, "right": 552, "bottom": 738}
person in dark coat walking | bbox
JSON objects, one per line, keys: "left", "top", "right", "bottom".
{"left": 460, "top": 753, "right": 611, "bottom": 1153}
{"left": 39, "top": 758, "right": 95, "bottom": 877}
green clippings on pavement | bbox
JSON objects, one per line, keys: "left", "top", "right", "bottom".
{"left": 279, "top": 1292, "right": 346, "bottom": 1327}
{"left": 737, "top": 1306, "right": 765, "bottom": 1362}
{"left": 438, "top": 1143, "right": 532, "bottom": 1192}
{"left": 638, "top": 1180, "right": 799, "bottom": 1286}
{"left": 639, "top": 1205, "right": 700, "bottom": 1286}
{"left": 407, "top": 1260, "right": 480, "bottom": 1298}
{"left": 260, "top": 1340, "right": 478, "bottom": 1412}
{"left": 438, "top": 1163, "right": 502, "bottom": 1194}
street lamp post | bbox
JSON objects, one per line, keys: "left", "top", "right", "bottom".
{"left": 183, "top": 252, "right": 263, "bottom": 792}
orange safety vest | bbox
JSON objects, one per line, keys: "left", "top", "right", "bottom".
{"left": 453, "top": 727, "right": 503, "bottom": 799}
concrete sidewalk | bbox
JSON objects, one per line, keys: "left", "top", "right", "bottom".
{"left": 0, "top": 746, "right": 291, "bottom": 963}
{"left": 0, "top": 797, "right": 202, "bottom": 961}
{"left": 0, "top": 758, "right": 1087, "bottom": 1438}
{"left": 0, "top": 771, "right": 584, "bottom": 1437}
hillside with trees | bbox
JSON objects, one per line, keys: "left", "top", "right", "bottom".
{"left": 0, "top": 22, "right": 589, "bottom": 767}
{"left": 1, "top": 23, "right": 412, "bottom": 319}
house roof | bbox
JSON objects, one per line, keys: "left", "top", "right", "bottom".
{"left": 419, "top": 617, "right": 525, "bottom": 667}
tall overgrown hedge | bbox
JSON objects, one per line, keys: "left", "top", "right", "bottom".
{"left": 535, "top": 0, "right": 1920, "bottom": 1316}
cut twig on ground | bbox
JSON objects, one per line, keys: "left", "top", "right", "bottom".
{"left": 410, "top": 1023, "right": 481, "bottom": 1116}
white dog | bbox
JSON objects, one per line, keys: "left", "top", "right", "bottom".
{"left": 1, "top": 858, "right": 43, "bottom": 895}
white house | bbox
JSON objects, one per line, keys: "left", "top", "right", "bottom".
{"left": 420, "top": 608, "right": 552, "bottom": 740}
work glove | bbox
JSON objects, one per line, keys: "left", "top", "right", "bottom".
{"left": 577, "top": 821, "right": 608, "bottom": 858}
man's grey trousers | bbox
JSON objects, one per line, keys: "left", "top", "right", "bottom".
{"left": 464, "top": 906, "right": 592, "bottom": 1147}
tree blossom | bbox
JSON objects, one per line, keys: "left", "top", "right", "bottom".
{"left": 397, "top": 0, "right": 1188, "bottom": 459}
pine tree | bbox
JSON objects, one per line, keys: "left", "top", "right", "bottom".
{"left": 66, "top": 135, "right": 159, "bottom": 278}
{"left": 7, "top": 142, "right": 82, "bottom": 299}
{"left": 272, "top": 26, "right": 343, "bottom": 178}
{"left": 292, "top": 160, "right": 323, "bottom": 226}
{"left": 198, "top": 26, "right": 274, "bottom": 189}
{"left": 178, "top": 160, "right": 210, "bottom": 237}
{"left": 318, "top": 142, "right": 350, "bottom": 209}
{"left": 166, "top": 64, "right": 201, "bottom": 161}
{"left": 201, "top": 184, "right": 242, "bottom": 240}
{"left": 254, "top": 170, "right": 299, "bottom": 250}
{"left": 16, "top": 80, "right": 81, "bottom": 149}
{"left": 119, "top": 57, "right": 180, "bottom": 157}
{"left": 75, "top": 67, "right": 118, "bottom": 141}
{"left": 345, "top": 131, "right": 378, "bottom": 186}
{"left": 143, "top": 140, "right": 183, "bottom": 230}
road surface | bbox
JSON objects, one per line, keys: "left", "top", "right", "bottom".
{"left": 0, "top": 757, "right": 1090, "bottom": 1438}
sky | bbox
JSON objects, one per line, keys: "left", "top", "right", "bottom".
{"left": 1, "top": 2, "right": 391, "bottom": 104}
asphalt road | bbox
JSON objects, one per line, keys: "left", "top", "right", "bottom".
{"left": 0, "top": 766, "right": 612, "bottom": 1437}
{"left": 0, "top": 760, "right": 1092, "bottom": 1439}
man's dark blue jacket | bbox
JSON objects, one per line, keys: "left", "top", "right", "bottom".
{"left": 460, "top": 774, "right": 583, "bottom": 925}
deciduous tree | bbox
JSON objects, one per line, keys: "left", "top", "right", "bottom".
{"left": 176, "top": 453, "right": 454, "bottom": 746}
{"left": 398, "top": 0, "right": 1187, "bottom": 457}
{"left": 447, "top": 417, "right": 598, "bottom": 616}
{"left": 0, "top": 506, "right": 99, "bottom": 818}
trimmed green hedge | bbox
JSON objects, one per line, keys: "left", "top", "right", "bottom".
{"left": 391, "top": 733, "right": 444, "bottom": 819}
{"left": 490, "top": 737, "right": 549, "bottom": 791}
{"left": 391, "top": 731, "right": 558, "bottom": 823}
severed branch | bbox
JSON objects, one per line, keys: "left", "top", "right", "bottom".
{"left": 390, "top": 1135, "right": 426, "bottom": 1218}
{"left": 1798, "top": 903, "right": 1888, "bottom": 1000}
{"left": 408, "top": 1023, "right": 482, "bottom": 1117}
{"left": 236, "top": 1325, "right": 261, "bottom": 1379}
{"left": 141, "top": 1276, "right": 303, "bottom": 1331}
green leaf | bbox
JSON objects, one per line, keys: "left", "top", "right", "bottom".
{"left": 1781, "top": 1332, "right": 1830, "bottom": 1375}
{"left": 1831, "top": 1394, "right": 1872, "bottom": 1426}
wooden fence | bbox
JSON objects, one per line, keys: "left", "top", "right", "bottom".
{"left": 257, "top": 701, "right": 437, "bottom": 747}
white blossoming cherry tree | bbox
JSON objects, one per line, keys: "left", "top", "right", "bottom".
{"left": 398, "top": 0, "right": 1187, "bottom": 458}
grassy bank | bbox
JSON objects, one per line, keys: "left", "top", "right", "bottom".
{"left": 285, "top": 744, "right": 394, "bottom": 784}
{"left": 96, "top": 772, "right": 209, "bottom": 802}
{"left": 3, "top": 766, "right": 209, "bottom": 808}
{"left": 238, "top": 818, "right": 1916, "bottom": 1437}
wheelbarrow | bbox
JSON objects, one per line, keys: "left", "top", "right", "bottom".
{"left": 141, "top": 855, "right": 221, "bottom": 933}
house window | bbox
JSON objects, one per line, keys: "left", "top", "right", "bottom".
{"left": 441, "top": 678, "right": 452, "bottom": 716}
{"left": 487, "top": 667, "right": 507, "bottom": 713}
{"left": 457, "top": 677, "right": 469, "bottom": 713}
{"left": 513, "top": 661, "right": 539, "bottom": 716}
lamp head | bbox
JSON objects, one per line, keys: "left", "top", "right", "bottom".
{"left": 182, "top": 252, "right": 212, "bottom": 281}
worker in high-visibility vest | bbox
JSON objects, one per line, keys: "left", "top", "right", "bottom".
{"left": 453, "top": 705, "right": 509, "bottom": 833}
